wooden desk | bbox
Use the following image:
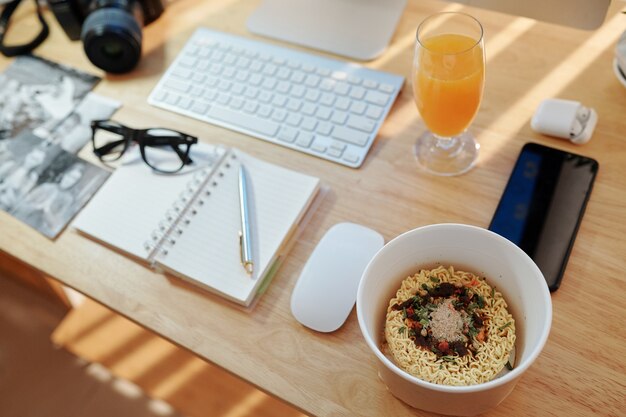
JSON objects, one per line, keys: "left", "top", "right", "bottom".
{"left": 2, "top": 1, "right": 625, "bottom": 415}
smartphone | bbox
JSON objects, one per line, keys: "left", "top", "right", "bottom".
{"left": 488, "top": 142, "right": 598, "bottom": 291}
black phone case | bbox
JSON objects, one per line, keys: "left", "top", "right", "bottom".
{"left": 488, "top": 142, "right": 599, "bottom": 292}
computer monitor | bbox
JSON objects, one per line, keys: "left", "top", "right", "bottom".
{"left": 247, "top": 0, "right": 613, "bottom": 61}
{"left": 247, "top": 0, "right": 407, "bottom": 61}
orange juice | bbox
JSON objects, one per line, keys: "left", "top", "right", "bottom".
{"left": 414, "top": 33, "right": 484, "bottom": 138}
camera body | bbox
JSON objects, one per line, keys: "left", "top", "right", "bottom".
{"left": 49, "top": 0, "right": 164, "bottom": 73}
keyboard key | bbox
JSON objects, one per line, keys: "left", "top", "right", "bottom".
{"left": 347, "top": 75, "right": 362, "bottom": 85}
{"left": 258, "top": 90, "right": 273, "bottom": 103}
{"left": 172, "top": 68, "right": 192, "bottom": 79}
{"left": 379, "top": 83, "right": 395, "bottom": 93}
{"left": 164, "top": 79, "right": 191, "bottom": 93}
{"left": 301, "top": 117, "right": 317, "bottom": 131}
{"left": 315, "top": 106, "right": 333, "bottom": 121}
{"left": 319, "top": 93, "right": 335, "bottom": 107}
{"left": 290, "top": 71, "right": 306, "bottom": 83}
{"left": 296, "top": 132, "right": 314, "bottom": 147}
{"left": 286, "top": 113, "right": 303, "bottom": 127}
{"left": 349, "top": 86, "right": 366, "bottom": 100}
{"left": 343, "top": 153, "right": 361, "bottom": 164}
{"left": 276, "top": 67, "right": 292, "bottom": 80}
{"left": 311, "top": 142, "right": 327, "bottom": 152}
{"left": 301, "top": 102, "right": 317, "bottom": 116}
{"left": 249, "top": 74, "right": 263, "bottom": 86}
{"left": 271, "top": 95, "right": 288, "bottom": 108}
{"left": 304, "top": 88, "right": 321, "bottom": 102}
{"left": 364, "top": 90, "right": 390, "bottom": 106}
{"left": 330, "top": 111, "right": 348, "bottom": 125}
{"left": 277, "top": 126, "right": 298, "bottom": 143}
{"left": 243, "top": 101, "right": 258, "bottom": 114}
{"left": 230, "top": 97, "right": 244, "bottom": 110}
{"left": 327, "top": 147, "right": 344, "bottom": 158}
{"left": 244, "top": 87, "right": 259, "bottom": 99}
{"left": 335, "top": 97, "right": 351, "bottom": 111}
{"left": 350, "top": 101, "right": 367, "bottom": 115}
{"left": 347, "top": 115, "right": 377, "bottom": 133}
{"left": 190, "top": 101, "right": 209, "bottom": 115}
{"left": 332, "top": 126, "right": 370, "bottom": 146}
{"left": 330, "top": 141, "right": 346, "bottom": 151}
{"left": 178, "top": 97, "right": 193, "bottom": 110}
{"left": 365, "top": 104, "right": 384, "bottom": 119}
{"left": 304, "top": 74, "right": 321, "bottom": 88}
{"left": 165, "top": 94, "right": 181, "bottom": 106}
{"left": 316, "top": 122, "right": 333, "bottom": 136}
{"left": 286, "top": 98, "right": 303, "bottom": 112}
{"left": 261, "top": 78, "right": 278, "bottom": 90}
{"left": 257, "top": 105, "right": 273, "bottom": 118}
{"left": 334, "top": 82, "right": 350, "bottom": 96}
{"left": 271, "top": 109, "right": 287, "bottom": 122}
{"left": 290, "top": 85, "right": 306, "bottom": 98}
{"left": 208, "top": 105, "right": 279, "bottom": 136}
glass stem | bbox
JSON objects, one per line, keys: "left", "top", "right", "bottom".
{"left": 433, "top": 134, "right": 462, "bottom": 156}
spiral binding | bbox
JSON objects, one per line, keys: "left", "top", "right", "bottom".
{"left": 143, "top": 147, "right": 237, "bottom": 263}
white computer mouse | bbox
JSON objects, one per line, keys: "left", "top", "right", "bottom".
{"left": 290, "top": 222, "right": 384, "bottom": 332}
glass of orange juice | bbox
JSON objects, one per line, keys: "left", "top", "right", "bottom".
{"left": 412, "top": 12, "right": 484, "bottom": 175}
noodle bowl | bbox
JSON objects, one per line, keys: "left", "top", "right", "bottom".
{"left": 384, "top": 266, "right": 516, "bottom": 386}
{"left": 356, "top": 224, "right": 552, "bottom": 415}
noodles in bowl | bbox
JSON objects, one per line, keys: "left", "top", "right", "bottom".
{"left": 384, "top": 266, "right": 515, "bottom": 386}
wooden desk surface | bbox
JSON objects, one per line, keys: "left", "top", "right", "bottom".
{"left": 2, "top": 1, "right": 625, "bottom": 415}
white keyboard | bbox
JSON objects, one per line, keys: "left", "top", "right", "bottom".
{"left": 148, "top": 28, "right": 404, "bottom": 168}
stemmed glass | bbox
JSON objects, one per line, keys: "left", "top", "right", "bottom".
{"left": 412, "top": 12, "right": 485, "bottom": 176}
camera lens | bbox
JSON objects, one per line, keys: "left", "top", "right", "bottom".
{"left": 81, "top": 8, "right": 142, "bottom": 73}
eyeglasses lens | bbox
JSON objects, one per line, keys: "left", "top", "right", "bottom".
{"left": 93, "top": 127, "right": 127, "bottom": 162}
{"left": 142, "top": 129, "right": 191, "bottom": 173}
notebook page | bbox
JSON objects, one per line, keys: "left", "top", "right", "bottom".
{"left": 155, "top": 149, "right": 320, "bottom": 305}
{"left": 73, "top": 145, "right": 225, "bottom": 260}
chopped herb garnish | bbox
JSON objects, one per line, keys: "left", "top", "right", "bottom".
{"left": 468, "top": 324, "right": 479, "bottom": 338}
{"left": 431, "top": 346, "right": 441, "bottom": 355}
{"left": 505, "top": 361, "right": 513, "bottom": 370}
{"left": 476, "top": 295, "right": 485, "bottom": 308}
{"left": 441, "top": 355, "right": 457, "bottom": 363}
{"left": 398, "top": 326, "right": 406, "bottom": 335}
{"left": 402, "top": 307, "right": 407, "bottom": 319}
{"left": 491, "top": 286, "right": 496, "bottom": 306}
{"left": 430, "top": 276, "right": 440, "bottom": 283}
{"left": 419, "top": 318, "right": 429, "bottom": 327}
{"left": 421, "top": 283, "right": 429, "bottom": 290}
{"left": 498, "top": 322, "right": 512, "bottom": 331}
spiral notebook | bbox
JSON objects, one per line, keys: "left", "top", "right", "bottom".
{"left": 73, "top": 144, "right": 320, "bottom": 306}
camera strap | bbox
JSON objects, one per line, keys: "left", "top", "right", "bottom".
{"left": 0, "top": 0, "right": 49, "bottom": 57}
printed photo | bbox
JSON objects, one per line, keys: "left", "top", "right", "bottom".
{"left": 34, "top": 93, "right": 121, "bottom": 154}
{"left": 0, "top": 132, "right": 110, "bottom": 238}
{"left": 0, "top": 55, "right": 100, "bottom": 141}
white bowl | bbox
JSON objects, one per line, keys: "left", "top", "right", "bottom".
{"left": 356, "top": 224, "right": 552, "bottom": 416}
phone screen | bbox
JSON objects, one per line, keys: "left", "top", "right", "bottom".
{"left": 489, "top": 143, "right": 598, "bottom": 291}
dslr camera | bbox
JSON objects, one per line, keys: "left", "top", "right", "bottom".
{"left": 48, "top": 0, "right": 165, "bottom": 73}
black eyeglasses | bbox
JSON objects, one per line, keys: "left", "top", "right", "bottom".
{"left": 91, "top": 120, "right": 198, "bottom": 173}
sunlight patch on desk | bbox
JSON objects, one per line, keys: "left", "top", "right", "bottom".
{"left": 221, "top": 390, "right": 268, "bottom": 417}
{"left": 482, "top": 12, "right": 625, "bottom": 154}
{"left": 143, "top": 0, "right": 241, "bottom": 54}
{"left": 147, "top": 356, "right": 207, "bottom": 398}
{"left": 485, "top": 18, "right": 536, "bottom": 63}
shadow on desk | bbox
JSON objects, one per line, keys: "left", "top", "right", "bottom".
{"left": 52, "top": 298, "right": 309, "bottom": 417}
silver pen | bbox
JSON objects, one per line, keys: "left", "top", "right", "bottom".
{"left": 238, "top": 164, "right": 254, "bottom": 275}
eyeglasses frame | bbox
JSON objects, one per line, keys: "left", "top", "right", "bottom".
{"left": 90, "top": 120, "right": 199, "bottom": 173}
